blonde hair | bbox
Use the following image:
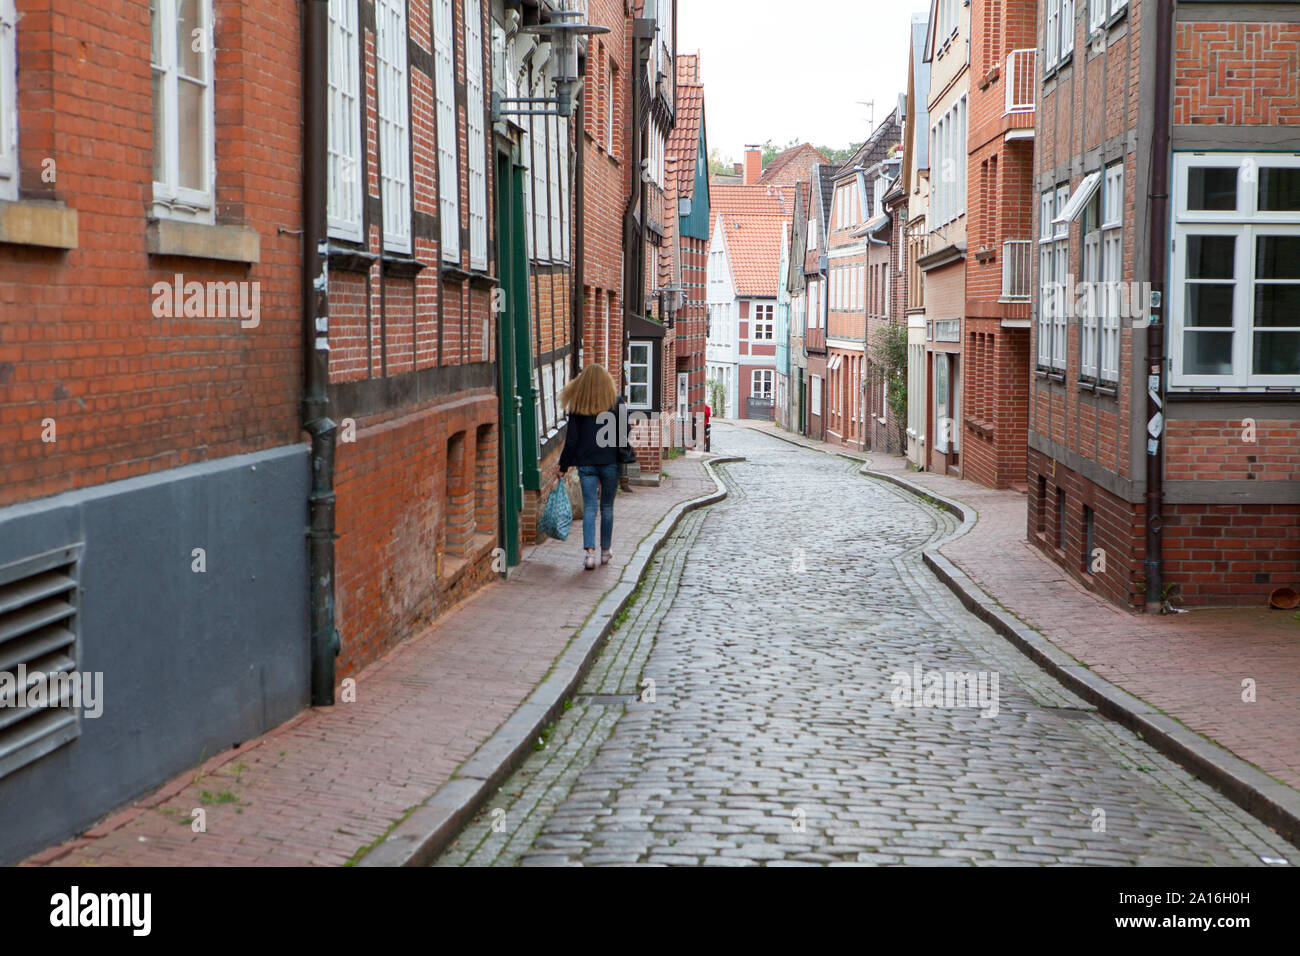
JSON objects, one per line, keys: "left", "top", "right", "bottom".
{"left": 561, "top": 363, "right": 618, "bottom": 417}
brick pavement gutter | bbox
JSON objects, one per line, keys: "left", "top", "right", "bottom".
{"left": 733, "top": 420, "right": 1300, "bottom": 851}
{"left": 357, "top": 456, "right": 743, "bottom": 867}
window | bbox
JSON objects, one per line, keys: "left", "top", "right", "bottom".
{"left": 627, "top": 341, "right": 653, "bottom": 408}
{"left": 465, "top": 0, "right": 488, "bottom": 268}
{"left": 607, "top": 63, "right": 618, "bottom": 156}
{"left": 1044, "top": 0, "right": 1073, "bottom": 70}
{"left": 530, "top": 70, "right": 549, "bottom": 259}
{"left": 434, "top": 0, "right": 459, "bottom": 261}
{"left": 930, "top": 96, "right": 967, "bottom": 228}
{"left": 0, "top": 0, "right": 18, "bottom": 201}
{"left": 810, "top": 374, "right": 822, "bottom": 415}
{"left": 151, "top": 0, "right": 215, "bottom": 221}
{"left": 1055, "top": 486, "right": 1067, "bottom": 551}
{"left": 376, "top": 0, "right": 411, "bottom": 252}
{"left": 1099, "top": 164, "right": 1123, "bottom": 382}
{"left": 752, "top": 303, "right": 774, "bottom": 340}
{"left": 1093, "top": 0, "right": 1128, "bottom": 30}
{"left": 934, "top": 352, "right": 951, "bottom": 453}
{"left": 1171, "top": 152, "right": 1300, "bottom": 388}
{"left": 1038, "top": 185, "right": 1070, "bottom": 370}
{"left": 752, "top": 369, "right": 774, "bottom": 399}
{"left": 328, "top": 0, "right": 362, "bottom": 241}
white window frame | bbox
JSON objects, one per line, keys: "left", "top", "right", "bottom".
{"left": 151, "top": 0, "right": 216, "bottom": 223}
{"left": 465, "top": 0, "right": 488, "bottom": 269}
{"left": 752, "top": 368, "right": 774, "bottom": 399}
{"left": 434, "top": 0, "right": 460, "bottom": 262}
{"left": 1170, "top": 151, "right": 1300, "bottom": 389}
{"left": 0, "top": 0, "right": 18, "bottom": 202}
{"left": 328, "top": 0, "right": 363, "bottom": 242}
{"left": 752, "top": 303, "right": 774, "bottom": 341}
{"left": 810, "top": 374, "right": 822, "bottom": 415}
{"left": 1038, "top": 185, "right": 1070, "bottom": 370}
{"left": 1099, "top": 163, "right": 1123, "bottom": 382}
{"left": 627, "top": 341, "right": 654, "bottom": 409}
{"left": 376, "top": 0, "right": 411, "bottom": 253}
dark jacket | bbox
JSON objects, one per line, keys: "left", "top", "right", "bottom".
{"left": 559, "top": 399, "right": 627, "bottom": 471}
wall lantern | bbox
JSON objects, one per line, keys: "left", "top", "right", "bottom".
{"left": 493, "top": 3, "right": 609, "bottom": 120}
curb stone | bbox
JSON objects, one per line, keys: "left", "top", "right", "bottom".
{"left": 734, "top": 420, "right": 1300, "bottom": 853}
{"left": 357, "top": 456, "right": 744, "bottom": 867}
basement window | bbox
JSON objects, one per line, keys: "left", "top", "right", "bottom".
{"left": 0, "top": 544, "right": 83, "bottom": 781}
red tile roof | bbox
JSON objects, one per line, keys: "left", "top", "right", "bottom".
{"left": 668, "top": 60, "right": 704, "bottom": 198}
{"left": 710, "top": 184, "right": 792, "bottom": 298}
{"left": 757, "top": 143, "right": 831, "bottom": 186}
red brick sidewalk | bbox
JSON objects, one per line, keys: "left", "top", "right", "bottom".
{"left": 739, "top": 420, "right": 1300, "bottom": 795}
{"left": 25, "top": 457, "right": 715, "bottom": 867}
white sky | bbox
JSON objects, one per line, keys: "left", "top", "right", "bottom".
{"left": 678, "top": 0, "right": 927, "bottom": 162}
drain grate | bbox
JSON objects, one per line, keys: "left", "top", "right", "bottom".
{"left": 574, "top": 694, "right": 638, "bottom": 706}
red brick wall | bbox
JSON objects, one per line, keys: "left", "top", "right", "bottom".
{"left": 1174, "top": 22, "right": 1300, "bottom": 126}
{"left": 330, "top": 0, "right": 499, "bottom": 673}
{"left": 0, "top": 0, "right": 303, "bottom": 507}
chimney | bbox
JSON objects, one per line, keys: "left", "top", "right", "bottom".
{"left": 733, "top": 163, "right": 743, "bottom": 177}
{"left": 743, "top": 145, "right": 763, "bottom": 186}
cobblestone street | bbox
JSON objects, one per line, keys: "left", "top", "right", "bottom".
{"left": 435, "top": 425, "right": 1294, "bottom": 866}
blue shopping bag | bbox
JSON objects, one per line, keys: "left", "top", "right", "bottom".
{"left": 539, "top": 483, "right": 573, "bottom": 541}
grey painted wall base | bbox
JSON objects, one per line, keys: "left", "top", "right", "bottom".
{"left": 0, "top": 445, "right": 311, "bottom": 864}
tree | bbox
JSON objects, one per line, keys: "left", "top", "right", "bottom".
{"left": 870, "top": 320, "right": 909, "bottom": 452}
{"left": 708, "top": 148, "right": 736, "bottom": 177}
{"left": 816, "top": 143, "right": 863, "bottom": 166}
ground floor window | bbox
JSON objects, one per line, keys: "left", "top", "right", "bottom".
{"left": 627, "top": 341, "right": 653, "bottom": 409}
{"left": 752, "top": 368, "right": 774, "bottom": 398}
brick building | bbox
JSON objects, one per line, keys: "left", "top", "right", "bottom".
{"left": 824, "top": 114, "right": 902, "bottom": 449}
{"left": 327, "top": 0, "right": 499, "bottom": 672}
{"left": 0, "top": 0, "right": 308, "bottom": 863}
{"left": 705, "top": 176, "right": 789, "bottom": 421}
{"left": 963, "top": 0, "right": 1037, "bottom": 489}
{"left": 902, "top": 10, "right": 933, "bottom": 468}
{"left": 919, "top": 0, "right": 971, "bottom": 476}
{"left": 1029, "top": 0, "right": 1300, "bottom": 609}
{"left": 664, "top": 52, "right": 710, "bottom": 447}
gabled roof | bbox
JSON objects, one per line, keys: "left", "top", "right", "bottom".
{"left": 816, "top": 163, "right": 839, "bottom": 233}
{"left": 668, "top": 57, "right": 705, "bottom": 198}
{"left": 709, "top": 184, "right": 791, "bottom": 298}
{"left": 757, "top": 143, "right": 831, "bottom": 186}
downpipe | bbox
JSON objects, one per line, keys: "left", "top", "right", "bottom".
{"left": 303, "top": 0, "right": 341, "bottom": 702}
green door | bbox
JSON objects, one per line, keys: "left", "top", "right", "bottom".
{"left": 495, "top": 152, "right": 525, "bottom": 568}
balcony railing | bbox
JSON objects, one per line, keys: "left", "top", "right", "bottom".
{"left": 1005, "top": 48, "right": 1036, "bottom": 115}
{"left": 1002, "top": 240, "right": 1033, "bottom": 301}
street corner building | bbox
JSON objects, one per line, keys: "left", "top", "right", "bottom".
{"left": 0, "top": 0, "right": 311, "bottom": 863}
{"left": 1028, "top": 0, "right": 1300, "bottom": 610}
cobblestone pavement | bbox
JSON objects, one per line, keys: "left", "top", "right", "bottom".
{"left": 435, "top": 425, "right": 1294, "bottom": 867}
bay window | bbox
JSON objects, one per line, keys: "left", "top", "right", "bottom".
{"left": 627, "top": 342, "right": 653, "bottom": 409}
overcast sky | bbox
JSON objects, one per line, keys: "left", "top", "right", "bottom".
{"left": 678, "top": 0, "right": 926, "bottom": 162}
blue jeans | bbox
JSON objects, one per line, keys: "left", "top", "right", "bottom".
{"left": 578, "top": 464, "right": 618, "bottom": 551}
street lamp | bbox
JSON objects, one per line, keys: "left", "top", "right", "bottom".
{"left": 493, "top": 3, "right": 608, "bottom": 120}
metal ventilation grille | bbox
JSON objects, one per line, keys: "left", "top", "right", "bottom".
{"left": 0, "top": 544, "right": 82, "bottom": 780}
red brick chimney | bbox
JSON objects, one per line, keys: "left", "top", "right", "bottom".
{"left": 743, "top": 146, "right": 763, "bottom": 185}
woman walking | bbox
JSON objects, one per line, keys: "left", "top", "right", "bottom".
{"left": 558, "top": 364, "right": 630, "bottom": 570}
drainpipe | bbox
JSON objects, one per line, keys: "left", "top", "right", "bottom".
{"left": 1143, "top": 0, "right": 1173, "bottom": 614}
{"left": 302, "top": 0, "right": 341, "bottom": 703}
{"left": 572, "top": 75, "right": 586, "bottom": 374}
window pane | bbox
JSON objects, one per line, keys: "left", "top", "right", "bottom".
{"left": 1185, "top": 284, "right": 1234, "bottom": 327}
{"left": 1256, "top": 235, "right": 1300, "bottom": 280}
{"left": 1186, "top": 166, "right": 1237, "bottom": 211}
{"left": 1259, "top": 167, "right": 1300, "bottom": 212}
{"left": 1184, "top": 331, "right": 1234, "bottom": 375}
{"left": 1253, "top": 332, "right": 1300, "bottom": 374}
{"left": 1254, "top": 284, "right": 1300, "bottom": 328}
{"left": 630, "top": 385, "right": 649, "bottom": 406}
{"left": 176, "top": 0, "right": 204, "bottom": 81}
{"left": 1187, "top": 235, "right": 1235, "bottom": 279}
{"left": 151, "top": 70, "right": 166, "bottom": 182}
{"left": 631, "top": 365, "right": 648, "bottom": 384}
{"left": 177, "top": 77, "right": 205, "bottom": 190}
{"left": 150, "top": 0, "right": 162, "bottom": 65}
